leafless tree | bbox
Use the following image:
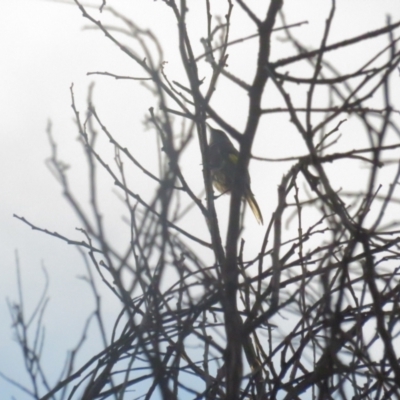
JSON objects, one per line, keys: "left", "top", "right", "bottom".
{"left": 6, "top": 1, "right": 400, "bottom": 399}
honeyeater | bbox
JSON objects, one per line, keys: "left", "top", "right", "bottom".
{"left": 208, "top": 127, "right": 263, "bottom": 225}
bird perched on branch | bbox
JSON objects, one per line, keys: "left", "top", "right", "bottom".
{"left": 208, "top": 126, "right": 263, "bottom": 225}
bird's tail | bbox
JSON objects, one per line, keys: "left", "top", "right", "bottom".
{"left": 245, "top": 190, "right": 263, "bottom": 225}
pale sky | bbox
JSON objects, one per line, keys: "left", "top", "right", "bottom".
{"left": 1, "top": 1, "right": 400, "bottom": 398}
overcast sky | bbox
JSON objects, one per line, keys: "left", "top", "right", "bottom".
{"left": 1, "top": 1, "right": 400, "bottom": 398}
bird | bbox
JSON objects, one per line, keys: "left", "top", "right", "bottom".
{"left": 208, "top": 126, "right": 263, "bottom": 225}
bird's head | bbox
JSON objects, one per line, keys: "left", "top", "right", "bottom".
{"left": 208, "top": 126, "right": 231, "bottom": 147}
